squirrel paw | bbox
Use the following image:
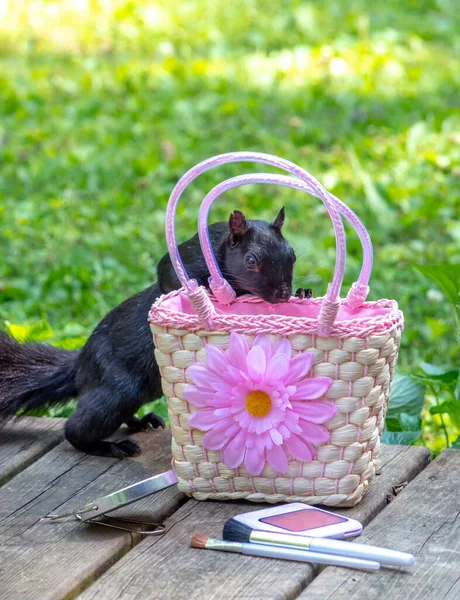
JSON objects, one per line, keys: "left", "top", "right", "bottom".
{"left": 109, "top": 440, "right": 142, "bottom": 458}
{"left": 295, "top": 288, "right": 313, "bottom": 299}
{"left": 126, "top": 413, "right": 165, "bottom": 432}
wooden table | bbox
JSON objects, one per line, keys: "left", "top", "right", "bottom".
{"left": 0, "top": 417, "right": 458, "bottom": 600}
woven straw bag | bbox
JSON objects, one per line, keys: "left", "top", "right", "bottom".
{"left": 149, "top": 152, "right": 403, "bottom": 507}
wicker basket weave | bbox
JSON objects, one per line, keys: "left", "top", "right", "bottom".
{"left": 149, "top": 152, "right": 404, "bottom": 507}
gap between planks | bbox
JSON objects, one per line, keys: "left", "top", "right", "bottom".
{"left": 77, "top": 444, "right": 430, "bottom": 600}
{"left": 0, "top": 417, "right": 64, "bottom": 486}
{"left": 297, "top": 449, "right": 460, "bottom": 600}
{"left": 0, "top": 426, "right": 185, "bottom": 600}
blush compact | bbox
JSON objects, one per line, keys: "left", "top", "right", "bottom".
{"left": 233, "top": 503, "right": 363, "bottom": 539}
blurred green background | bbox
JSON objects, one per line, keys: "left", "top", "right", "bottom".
{"left": 0, "top": 0, "right": 459, "bottom": 452}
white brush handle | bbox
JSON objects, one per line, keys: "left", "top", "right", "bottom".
{"left": 250, "top": 530, "right": 415, "bottom": 567}
{"left": 309, "top": 538, "right": 414, "bottom": 567}
{"left": 241, "top": 542, "right": 380, "bottom": 571}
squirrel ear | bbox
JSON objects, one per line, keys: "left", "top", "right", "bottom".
{"left": 273, "top": 206, "right": 285, "bottom": 231}
{"left": 228, "top": 210, "right": 248, "bottom": 244}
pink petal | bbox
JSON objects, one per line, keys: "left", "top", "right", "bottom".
{"left": 212, "top": 416, "right": 238, "bottom": 432}
{"left": 244, "top": 446, "right": 266, "bottom": 475}
{"left": 207, "top": 376, "right": 234, "bottom": 394}
{"left": 187, "top": 364, "right": 232, "bottom": 392}
{"left": 253, "top": 415, "right": 276, "bottom": 435}
{"left": 206, "top": 344, "right": 231, "bottom": 375}
{"left": 273, "top": 338, "right": 292, "bottom": 358}
{"left": 298, "top": 422, "right": 331, "bottom": 444}
{"left": 188, "top": 409, "right": 219, "bottom": 431}
{"left": 186, "top": 364, "right": 215, "bottom": 389}
{"left": 291, "top": 401, "right": 337, "bottom": 423}
{"left": 306, "top": 440, "right": 318, "bottom": 460}
{"left": 284, "top": 385, "right": 296, "bottom": 398}
{"left": 245, "top": 432, "right": 258, "bottom": 448}
{"left": 284, "top": 409, "right": 299, "bottom": 425}
{"left": 182, "top": 386, "right": 216, "bottom": 407}
{"left": 291, "top": 377, "right": 333, "bottom": 400}
{"left": 279, "top": 424, "right": 291, "bottom": 439}
{"left": 202, "top": 428, "right": 230, "bottom": 450}
{"left": 284, "top": 416, "right": 302, "bottom": 435}
{"left": 266, "top": 444, "right": 289, "bottom": 473}
{"left": 262, "top": 431, "right": 273, "bottom": 450}
{"left": 225, "top": 365, "right": 247, "bottom": 384}
{"left": 228, "top": 332, "right": 249, "bottom": 371}
{"left": 246, "top": 346, "right": 266, "bottom": 380}
{"left": 222, "top": 430, "right": 246, "bottom": 468}
{"left": 266, "top": 354, "right": 289, "bottom": 384}
{"left": 285, "top": 433, "right": 313, "bottom": 462}
{"left": 221, "top": 422, "right": 241, "bottom": 439}
{"left": 214, "top": 407, "right": 233, "bottom": 418}
{"left": 236, "top": 411, "right": 252, "bottom": 429}
{"left": 270, "top": 428, "right": 284, "bottom": 445}
{"left": 284, "top": 353, "right": 313, "bottom": 384}
{"left": 207, "top": 394, "right": 235, "bottom": 408}
{"left": 253, "top": 334, "right": 272, "bottom": 362}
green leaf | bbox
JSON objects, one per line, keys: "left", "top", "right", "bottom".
{"left": 455, "top": 377, "right": 460, "bottom": 402}
{"left": 399, "top": 413, "right": 422, "bottom": 432}
{"left": 388, "top": 374, "right": 425, "bottom": 417}
{"left": 411, "top": 374, "right": 459, "bottom": 388}
{"left": 420, "top": 362, "right": 452, "bottom": 376}
{"left": 23, "top": 400, "right": 76, "bottom": 419}
{"left": 452, "top": 435, "right": 460, "bottom": 449}
{"left": 430, "top": 400, "right": 457, "bottom": 416}
{"left": 381, "top": 430, "right": 421, "bottom": 445}
{"left": 53, "top": 336, "right": 87, "bottom": 350}
{"left": 6, "top": 319, "right": 54, "bottom": 342}
{"left": 419, "top": 363, "right": 459, "bottom": 384}
{"left": 385, "top": 415, "right": 403, "bottom": 432}
{"left": 425, "top": 317, "right": 451, "bottom": 339}
{"left": 429, "top": 399, "right": 460, "bottom": 430}
{"left": 414, "top": 263, "right": 460, "bottom": 308}
{"left": 431, "top": 401, "right": 460, "bottom": 430}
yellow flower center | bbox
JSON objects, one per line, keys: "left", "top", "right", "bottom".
{"left": 245, "top": 391, "right": 272, "bottom": 418}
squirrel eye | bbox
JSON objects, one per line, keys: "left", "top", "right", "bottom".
{"left": 245, "top": 254, "right": 257, "bottom": 270}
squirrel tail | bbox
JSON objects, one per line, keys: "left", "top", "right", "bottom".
{"left": 0, "top": 332, "right": 79, "bottom": 418}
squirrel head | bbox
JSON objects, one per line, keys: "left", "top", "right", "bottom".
{"left": 223, "top": 207, "right": 295, "bottom": 304}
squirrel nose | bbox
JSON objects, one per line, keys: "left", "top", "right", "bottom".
{"left": 278, "top": 288, "right": 291, "bottom": 300}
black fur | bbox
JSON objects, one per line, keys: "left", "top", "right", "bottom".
{"left": 0, "top": 211, "right": 295, "bottom": 458}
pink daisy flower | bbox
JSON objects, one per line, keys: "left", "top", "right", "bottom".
{"left": 183, "top": 332, "right": 337, "bottom": 476}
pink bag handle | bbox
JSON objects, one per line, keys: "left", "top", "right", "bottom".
{"left": 199, "top": 173, "right": 372, "bottom": 310}
{"left": 165, "top": 152, "right": 368, "bottom": 334}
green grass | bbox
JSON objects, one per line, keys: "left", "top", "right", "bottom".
{"left": 1, "top": 0, "right": 459, "bottom": 452}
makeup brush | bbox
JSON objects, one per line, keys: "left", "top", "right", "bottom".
{"left": 190, "top": 534, "right": 380, "bottom": 571}
{"left": 222, "top": 519, "right": 415, "bottom": 568}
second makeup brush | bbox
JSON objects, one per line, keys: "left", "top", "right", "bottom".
{"left": 222, "top": 518, "right": 415, "bottom": 567}
{"left": 191, "top": 533, "right": 380, "bottom": 571}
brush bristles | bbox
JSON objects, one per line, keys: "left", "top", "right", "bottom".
{"left": 222, "top": 518, "right": 253, "bottom": 543}
{"left": 190, "top": 533, "right": 209, "bottom": 549}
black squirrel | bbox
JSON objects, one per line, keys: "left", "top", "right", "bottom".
{"left": 0, "top": 209, "right": 296, "bottom": 458}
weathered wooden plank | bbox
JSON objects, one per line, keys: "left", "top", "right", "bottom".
{"left": 0, "top": 427, "right": 185, "bottom": 600}
{"left": 297, "top": 449, "right": 460, "bottom": 600}
{"left": 0, "top": 417, "right": 64, "bottom": 486}
{"left": 77, "top": 445, "right": 430, "bottom": 600}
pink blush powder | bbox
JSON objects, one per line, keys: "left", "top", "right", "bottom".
{"left": 259, "top": 509, "right": 347, "bottom": 532}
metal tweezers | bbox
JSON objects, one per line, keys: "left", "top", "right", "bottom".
{"left": 43, "top": 470, "right": 179, "bottom": 532}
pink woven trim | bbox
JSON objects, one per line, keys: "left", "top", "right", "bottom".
{"left": 317, "top": 294, "right": 341, "bottom": 336}
{"left": 345, "top": 282, "right": 370, "bottom": 310}
{"left": 149, "top": 290, "right": 404, "bottom": 339}
{"left": 208, "top": 276, "right": 236, "bottom": 305}
{"left": 184, "top": 280, "right": 215, "bottom": 329}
